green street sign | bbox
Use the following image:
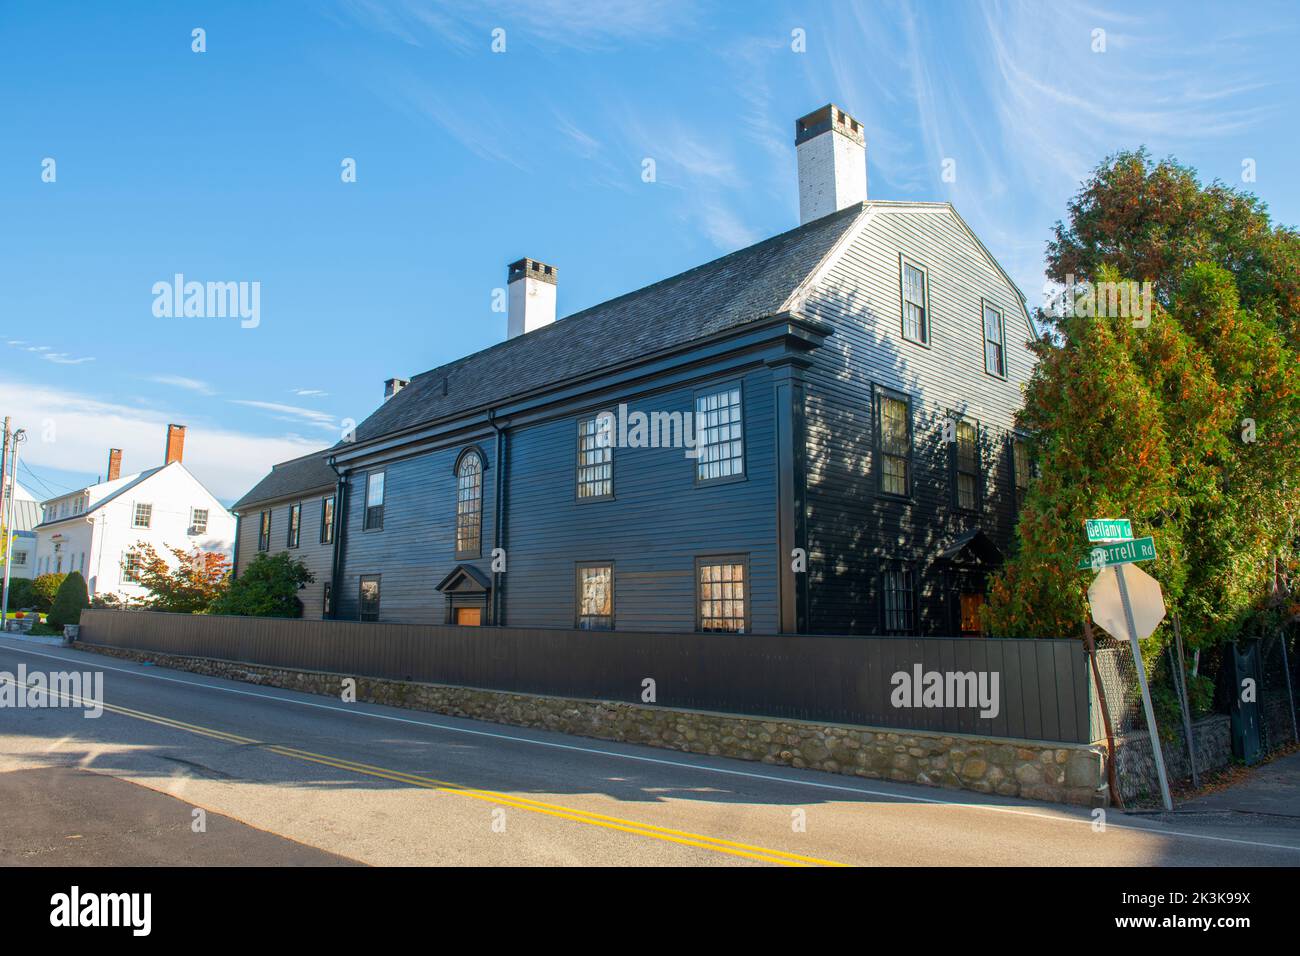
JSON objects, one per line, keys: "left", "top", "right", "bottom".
{"left": 1077, "top": 536, "right": 1157, "bottom": 570}
{"left": 1085, "top": 518, "right": 1133, "bottom": 542}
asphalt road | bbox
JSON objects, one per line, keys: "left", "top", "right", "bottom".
{"left": 2, "top": 636, "right": 1298, "bottom": 867}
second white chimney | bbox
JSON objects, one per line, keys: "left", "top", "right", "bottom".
{"left": 795, "top": 104, "right": 867, "bottom": 225}
{"left": 507, "top": 258, "right": 558, "bottom": 339}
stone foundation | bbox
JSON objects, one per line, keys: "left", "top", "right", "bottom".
{"left": 79, "top": 642, "right": 1107, "bottom": 806}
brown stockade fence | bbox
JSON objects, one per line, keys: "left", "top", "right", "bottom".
{"left": 78, "top": 609, "right": 1093, "bottom": 744}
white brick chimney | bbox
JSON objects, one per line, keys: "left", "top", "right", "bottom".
{"left": 795, "top": 104, "right": 867, "bottom": 225}
{"left": 507, "top": 258, "right": 558, "bottom": 339}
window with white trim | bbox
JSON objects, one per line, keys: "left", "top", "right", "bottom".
{"left": 132, "top": 502, "right": 152, "bottom": 528}
{"left": 190, "top": 507, "right": 209, "bottom": 535}
{"left": 122, "top": 552, "right": 142, "bottom": 583}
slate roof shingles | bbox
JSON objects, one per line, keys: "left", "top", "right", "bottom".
{"left": 231, "top": 203, "right": 866, "bottom": 511}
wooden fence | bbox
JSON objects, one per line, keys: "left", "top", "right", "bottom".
{"left": 78, "top": 609, "right": 1093, "bottom": 744}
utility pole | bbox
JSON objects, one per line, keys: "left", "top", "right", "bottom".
{"left": 0, "top": 417, "right": 10, "bottom": 630}
{"left": 1, "top": 425, "right": 26, "bottom": 627}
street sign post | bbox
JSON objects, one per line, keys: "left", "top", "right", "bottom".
{"left": 1076, "top": 536, "right": 1157, "bottom": 570}
{"left": 1085, "top": 518, "right": 1133, "bottom": 542}
{"left": 1087, "top": 556, "right": 1173, "bottom": 811}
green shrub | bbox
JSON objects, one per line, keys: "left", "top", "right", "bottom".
{"left": 4, "top": 577, "right": 35, "bottom": 611}
{"left": 30, "top": 573, "right": 66, "bottom": 612}
{"left": 47, "top": 571, "right": 90, "bottom": 629}
{"left": 209, "top": 552, "right": 312, "bottom": 618}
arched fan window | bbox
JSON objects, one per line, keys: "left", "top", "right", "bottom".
{"left": 455, "top": 450, "right": 484, "bottom": 557}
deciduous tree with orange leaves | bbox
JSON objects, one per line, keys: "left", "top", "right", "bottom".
{"left": 126, "top": 542, "right": 231, "bottom": 614}
{"left": 986, "top": 151, "right": 1300, "bottom": 652}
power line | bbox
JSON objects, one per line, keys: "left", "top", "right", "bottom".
{"left": 17, "top": 460, "right": 79, "bottom": 499}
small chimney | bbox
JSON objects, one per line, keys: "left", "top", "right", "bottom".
{"left": 384, "top": 378, "right": 409, "bottom": 401}
{"left": 164, "top": 424, "right": 186, "bottom": 465}
{"left": 795, "top": 104, "right": 867, "bottom": 225}
{"left": 507, "top": 258, "right": 558, "bottom": 339}
{"left": 106, "top": 448, "right": 122, "bottom": 482}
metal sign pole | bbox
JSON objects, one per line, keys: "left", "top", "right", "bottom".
{"left": 1171, "top": 613, "right": 1199, "bottom": 788}
{"left": 1116, "top": 564, "right": 1173, "bottom": 810}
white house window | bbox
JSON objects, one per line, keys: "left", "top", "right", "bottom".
{"left": 695, "top": 386, "right": 744, "bottom": 482}
{"left": 983, "top": 301, "right": 1006, "bottom": 377}
{"left": 901, "top": 260, "right": 929, "bottom": 344}
{"left": 122, "top": 552, "right": 142, "bottom": 583}
{"left": 697, "top": 558, "right": 747, "bottom": 633}
{"left": 577, "top": 416, "right": 613, "bottom": 500}
{"left": 190, "top": 508, "right": 209, "bottom": 535}
{"left": 576, "top": 563, "right": 613, "bottom": 630}
{"left": 12, "top": 550, "right": 27, "bottom": 567}
{"left": 133, "top": 503, "right": 152, "bottom": 528}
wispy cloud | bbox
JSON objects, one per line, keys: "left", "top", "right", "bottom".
{"left": 0, "top": 379, "right": 322, "bottom": 503}
{"left": 338, "top": 0, "right": 699, "bottom": 52}
{"left": 153, "top": 374, "right": 215, "bottom": 395}
{"left": 229, "top": 399, "right": 339, "bottom": 432}
{"left": 44, "top": 353, "right": 95, "bottom": 365}
{"left": 292, "top": 388, "right": 329, "bottom": 398}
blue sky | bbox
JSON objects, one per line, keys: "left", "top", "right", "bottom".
{"left": 2, "top": 0, "right": 1297, "bottom": 504}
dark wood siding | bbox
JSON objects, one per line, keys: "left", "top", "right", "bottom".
{"left": 505, "top": 368, "right": 779, "bottom": 633}
{"left": 336, "top": 439, "right": 497, "bottom": 624}
{"left": 234, "top": 492, "right": 334, "bottom": 620}
{"left": 800, "top": 208, "right": 1036, "bottom": 634}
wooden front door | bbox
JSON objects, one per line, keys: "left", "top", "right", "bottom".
{"left": 455, "top": 607, "right": 482, "bottom": 627}
{"left": 959, "top": 593, "right": 985, "bottom": 636}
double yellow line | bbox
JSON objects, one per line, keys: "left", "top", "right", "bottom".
{"left": 6, "top": 678, "right": 847, "bottom": 867}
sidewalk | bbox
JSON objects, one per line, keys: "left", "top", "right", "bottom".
{"left": 1176, "top": 749, "right": 1300, "bottom": 819}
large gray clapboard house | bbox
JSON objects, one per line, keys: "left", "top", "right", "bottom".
{"left": 232, "top": 104, "right": 1037, "bottom": 636}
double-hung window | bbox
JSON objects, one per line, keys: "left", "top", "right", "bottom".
{"left": 258, "top": 510, "right": 271, "bottom": 551}
{"left": 320, "top": 496, "right": 335, "bottom": 544}
{"left": 1012, "top": 438, "right": 1034, "bottom": 512}
{"left": 364, "top": 472, "right": 384, "bottom": 531}
{"left": 876, "top": 389, "right": 912, "bottom": 497}
{"left": 190, "top": 507, "right": 209, "bottom": 535}
{"left": 901, "top": 258, "right": 929, "bottom": 345}
{"left": 576, "top": 563, "right": 614, "bottom": 630}
{"left": 983, "top": 300, "right": 1006, "bottom": 377}
{"left": 287, "top": 502, "right": 301, "bottom": 548}
{"left": 696, "top": 557, "right": 748, "bottom": 633}
{"left": 695, "top": 385, "right": 744, "bottom": 482}
{"left": 133, "top": 503, "right": 152, "bottom": 528}
{"left": 882, "top": 564, "right": 916, "bottom": 635}
{"left": 954, "top": 420, "right": 981, "bottom": 511}
{"left": 577, "top": 416, "right": 613, "bottom": 500}
{"left": 359, "top": 575, "right": 381, "bottom": 622}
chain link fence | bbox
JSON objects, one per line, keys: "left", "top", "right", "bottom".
{"left": 1091, "top": 623, "right": 1299, "bottom": 806}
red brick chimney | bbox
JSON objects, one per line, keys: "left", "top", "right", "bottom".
{"left": 164, "top": 424, "right": 186, "bottom": 465}
{"left": 106, "top": 448, "right": 122, "bottom": 482}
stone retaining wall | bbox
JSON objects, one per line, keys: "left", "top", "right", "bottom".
{"left": 79, "top": 642, "right": 1108, "bottom": 806}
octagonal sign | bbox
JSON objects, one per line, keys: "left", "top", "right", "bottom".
{"left": 1088, "top": 563, "right": 1166, "bottom": 642}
